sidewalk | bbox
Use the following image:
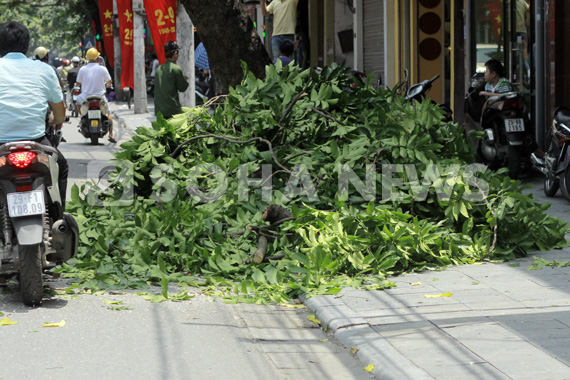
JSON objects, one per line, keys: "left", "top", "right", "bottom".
{"left": 109, "top": 105, "right": 570, "bottom": 379}
{"left": 109, "top": 98, "right": 156, "bottom": 137}
{"left": 306, "top": 178, "right": 570, "bottom": 380}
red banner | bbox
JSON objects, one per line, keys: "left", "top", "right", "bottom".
{"left": 116, "top": 0, "right": 134, "bottom": 89}
{"left": 144, "top": 0, "right": 177, "bottom": 64}
{"left": 98, "top": 0, "right": 114, "bottom": 68}
{"left": 487, "top": 2, "right": 503, "bottom": 44}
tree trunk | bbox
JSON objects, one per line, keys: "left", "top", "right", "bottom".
{"left": 179, "top": 0, "right": 271, "bottom": 95}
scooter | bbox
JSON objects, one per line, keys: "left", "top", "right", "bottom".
{"left": 0, "top": 140, "right": 78, "bottom": 306}
{"left": 70, "top": 86, "right": 81, "bottom": 118}
{"left": 464, "top": 72, "right": 534, "bottom": 179}
{"left": 531, "top": 107, "right": 570, "bottom": 201}
{"left": 402, "top": 73, "right": 453, "bottom": 122}
{"left": 78, "top": 95, "right": 111, "bottom": 145}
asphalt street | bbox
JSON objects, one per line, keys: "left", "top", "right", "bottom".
{"left": 0, "top": 106, "right": 373, "bottom": 380}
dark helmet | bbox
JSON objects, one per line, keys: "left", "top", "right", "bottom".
{"left": 164, "top": 41, "right": 180, "bottom": 54}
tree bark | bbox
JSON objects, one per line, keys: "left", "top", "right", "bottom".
{"left": 179, "top": 0, "right": 271, "bottom": 95}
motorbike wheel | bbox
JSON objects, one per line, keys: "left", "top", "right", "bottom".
{"left": 90, "top": 132, "right": 99, "bottom": 145}
{"left": 561, "top": 169, "right": 570, "bottom": 203}
{"left": 544, "top": 176, "right": 559, "bottom": 197}
{"left": 19, "top": 244, "right": 43, "bottom": 307}
{"left": 507, "top": 145, "right": 521, "bottom": 179}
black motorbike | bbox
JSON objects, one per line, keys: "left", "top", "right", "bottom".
{"left": 395, "top": 70, "right": 453, "bottom": 122}
{"left": 464, "top": 72, "right": 534, "bottom": 179}
{"left": 531, "top": 107, "right": 570, "bottom": 201}
{"left": 78, "top": 95, "right": 111, "bottom": 145}
{"left": 0, "top": 140, "right": 78, "bottom": 306}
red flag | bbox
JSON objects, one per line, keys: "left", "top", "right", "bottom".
{"left": 487, "top": 2, "right": 503, "bottom": 43}
{"left": 116, "top": 0, "right": 134, "bottom": 89}
{"left": 98, "top": 0, "right": 115, "bottom": 68}
{"left": 144, "top": 0, "right": 177, "bottom": 64}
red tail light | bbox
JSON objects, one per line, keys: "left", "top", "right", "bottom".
{"left": 73, "top": 90, "right": 80, "bottom": 95}
{"left": 503, "top": 98, "right": 519, "bottom": 110}
{"left": 16, "top": 185, "right": 33, "bottom": 192}
{"left": 8, "top": 151, "right": 36, "bottom": 168}
{"left": 88, "top": 100, "right": 100, "bottom": 109}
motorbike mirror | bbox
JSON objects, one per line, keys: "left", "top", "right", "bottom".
{"left": 430, "top": 74, "right": 440, "bottom": 83}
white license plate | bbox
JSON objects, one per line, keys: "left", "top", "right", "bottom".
{"left": 7, "top": 190, "right": 45, "bottom": 218}
{"left": 72, "top": 95, "right": 77, "bottom": 101}
{"left": 88, "top": 110, "right": 101, "bottom": 119}
{"left": 505, "top": 118, "right": 525, "bottom": 132}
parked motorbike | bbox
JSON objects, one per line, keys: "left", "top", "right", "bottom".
{"left": 464, "top": 72, "right": 534, "bottom": 179}
{"left": 78, "top": 95, "right": 111, "bottom": 145}
{"left": 402, "top": 73, "right": 453, "bottom": 122}
{"left": 531, "top": 107, "right": 570, "bottom": 200}
{"left": 195, "top": 68, "right": 213, "bottom": 106}
{"left": 146, "top": 76, "right": 154, "bottom": 98}
{"left": 0, "top": 140, "right": 78, "bottom": 306}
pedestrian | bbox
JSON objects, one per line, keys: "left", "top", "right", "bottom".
{"left": 479, "top": 59, "right": 513, "bottom": 97}
{"left": 75, "top": 47, "right": 116, "bottom": 143}
{"left": 154, "top": 41, "right": 189, "bottom": 120}
{"left": 150, "top": 52, "right": 159, "bottom": 78}
{"left": 273, "top": 39, "right": 294, "bottom": 66}
{"left": 0, "top": 21, "right": 69, "bottom": 207}
{"left": 261, "top": 0, "right": 300, "bottom": 60}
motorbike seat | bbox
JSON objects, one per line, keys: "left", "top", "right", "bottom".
{"left": 554, "top": 107, "right": 570, "bottom": 127}
{"left": 80, "top": 95, "right": 109, "bottom": 116}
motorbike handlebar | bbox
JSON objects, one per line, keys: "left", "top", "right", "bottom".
{"left": 430, "top": 74, "right": 440, "bottom": 83}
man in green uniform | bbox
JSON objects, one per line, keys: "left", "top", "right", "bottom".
{"left": 154, "top": 41, "right": 189, "bottom": 120}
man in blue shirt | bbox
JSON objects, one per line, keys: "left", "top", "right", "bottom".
{"left": 0, "top": 21, "right": 68, "bottom": 207}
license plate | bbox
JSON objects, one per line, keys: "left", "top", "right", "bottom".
{"left": 72, "top": 95, "right": 77, "bottom": 101}
{"left": 88, "top": 110, "right": 101, "bottom": 119}
{"left": 7, "top": 190, "right": 45, "bottom": 218}
{"left": 505, "top": 118, "right": 525, "bottom": 132}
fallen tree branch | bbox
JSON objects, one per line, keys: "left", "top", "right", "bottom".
{"left": 252, "top": 236, "right": 268, "bottom": 264}
{"left": 278, "top": 82, "right": 310, "bottom": 125}
{"left": 481, "top": 197, "right": 498, "bottom": 260}
{"left": 171, "top": 133, "right": 291, "bottom": 173}
{"left": 263, "top": 205, "right": 293, "bottom": 224}
{"left": 308, "top": 107, "right": 347, "bottom": 126}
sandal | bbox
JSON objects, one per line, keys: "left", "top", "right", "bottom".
{"left": 108, "top": 137, "right": 117, "bottom": 143}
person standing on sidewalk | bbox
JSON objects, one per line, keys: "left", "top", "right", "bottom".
{"left": 76, "top": 48, "right": 116, "bottom": 143}
{"left": 261, "top": 0, "right": 299, "bottom": 60}
{"left": 154, "top": 41, "right": 189, "bottom": 120}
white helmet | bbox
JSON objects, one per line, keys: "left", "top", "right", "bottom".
{"left": 71, "top": 56, "right": 80, "bottom": 63}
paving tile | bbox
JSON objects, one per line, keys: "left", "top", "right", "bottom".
{"left": 388, "top": 291, "right": 462, "bottom": 308}
{"left": 372, "top": 321, "right": 508, "bottom": 380}
{"left": 441, "top": 322, "right": 570, "bottom": 379}
{"left": 340, "top": 290, "right": 407, "bottom": 312}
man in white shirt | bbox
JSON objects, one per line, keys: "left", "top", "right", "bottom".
{"left": 76, "top": 48, "right": 116, "bottom": 143}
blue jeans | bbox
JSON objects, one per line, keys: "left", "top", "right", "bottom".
{"left": 272, "top": 34, "right": 294, "bottom": 60}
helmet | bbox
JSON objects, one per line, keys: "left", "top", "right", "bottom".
{"left": 71, "top": 56, "right": 80, "bottom": 63}
{"left": 34, "top": 46, "right": 48, "bottom": 60}
{"left": 164, "top": 41, "right": 180, "bottom": 54}
{"left": 62, "top": 59, "right": 70, "bottom": 66}
{"left": 85, "top": 48, "right": 100, "bottom": 60}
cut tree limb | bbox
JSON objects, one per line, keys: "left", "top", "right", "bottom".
{"left": 252, "top": 236, "right": 268, "bottom": 264}
{"left": 263, "top": 205, "right": 293, "bottom": 224}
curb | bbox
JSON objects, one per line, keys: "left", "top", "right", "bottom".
{"left": 302, "top": 294, "right": 434, "bottom": 380}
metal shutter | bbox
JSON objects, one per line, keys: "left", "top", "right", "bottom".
{"left": 363, "top": 0, "right": 384, "bottom": 80}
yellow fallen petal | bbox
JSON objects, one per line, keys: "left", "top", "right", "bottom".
{"left": 411, "top": 282, "right": 421, "bottom": 286}
{"left": 307, "top": 315, "right": 321, "bottom": 325}
{"left": 425, "top": 292, "right": 453, "bottom": 298}
{"left": 43, "top": 320, "right": 66, "bottom": 328}
{"left": 0, "top": 317, "right": 18, "bottom": 326}
{"left": 350, "top": 346, "right": 359, "bottom": 354}
{"left": 363, "top": 364, "right": 375, "bottom": 372}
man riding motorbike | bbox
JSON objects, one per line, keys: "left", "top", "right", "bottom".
{"left": 0, "top": 21, "right": 69, "bottom": 208}
{"left": 75, "top": 48, "right": 116, "bottom": 143}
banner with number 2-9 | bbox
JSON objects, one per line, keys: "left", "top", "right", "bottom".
{"left": 145, "top": 0, "right": 178, "bottom": 64}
